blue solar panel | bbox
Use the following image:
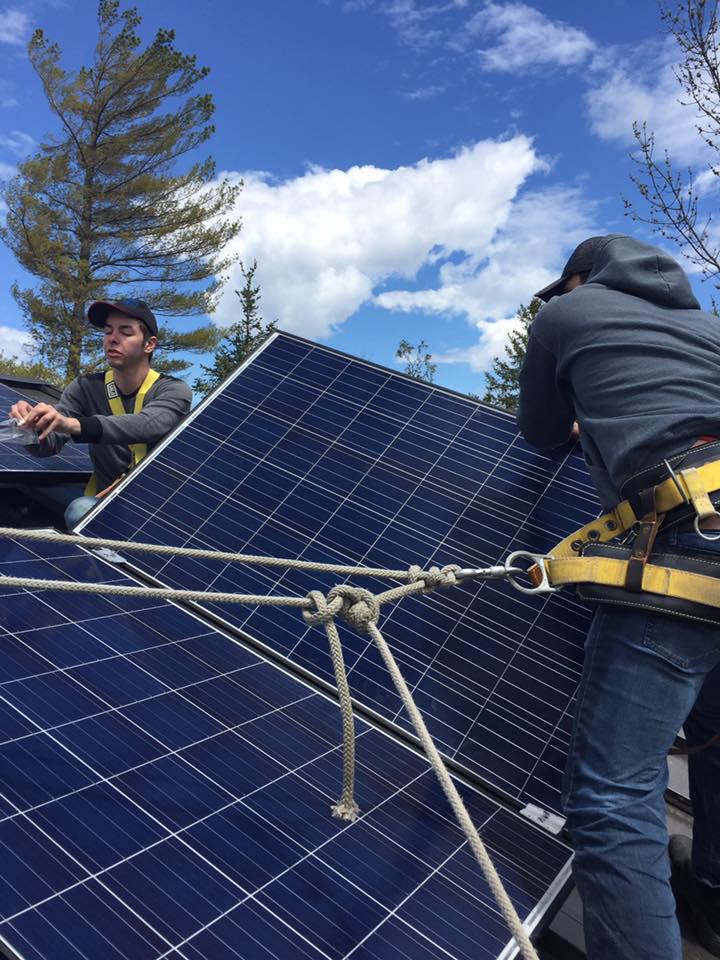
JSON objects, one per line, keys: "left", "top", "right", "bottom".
{"left": 0, "top": 381, "right": 92, "bottom": 475}
{"left": 0, "top": 535, "right": 570, "bottom": 959}
{"left": 81, "top": 332, "right": 601, "bottom": 814}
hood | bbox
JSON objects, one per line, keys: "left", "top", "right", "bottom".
{"left": 587, "top": 235, "right": 700, "bottom": 309}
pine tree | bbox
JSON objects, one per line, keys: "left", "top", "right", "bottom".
{"left": 0, "top": 1, "right": 240, "bottom": 382}
{"left": 396, "top": 339, "right": 437, "bottom": 382}
{"left": 193, "top": 261, "right": 278, "bottom": 394}
{"left": 0, "top": 352, "right": 64, "bottom": 387}
{"left": 482, "top": 298, "right": 542, "bottom": 411}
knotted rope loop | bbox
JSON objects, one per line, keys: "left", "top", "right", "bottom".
{"left": 408, "top": 563, "right": 461, "bottom": 592}
{"left": 302, "top": 590, "right": 345, "bottom": 627}
{"left": 327, "top": 585, "right": 380, "bottom": 633}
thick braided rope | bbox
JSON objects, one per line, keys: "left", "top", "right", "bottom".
{"left": 304, "top": 591, "right": 359, "bottom": 821}
{"left": 303, "top": 575, "right": 539, "bottom": 960}
{"left": 366, "top": 620, "right": 540, "bottom": 960}
{"left": 0, "top": 526, "right": 423, "bottom": 582}
{"left": 0, "top": 576, "right": 310, "bottom": 608}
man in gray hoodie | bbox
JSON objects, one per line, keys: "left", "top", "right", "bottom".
{"left": 517, "top": 235, "right": 720, "bottom": 960}
{"left": 8, "top": 298, "right": 191, "bottom": 527}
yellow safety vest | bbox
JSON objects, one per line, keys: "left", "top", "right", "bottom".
{"left": 84, "top": 368, "right": 160, "bottom": 496}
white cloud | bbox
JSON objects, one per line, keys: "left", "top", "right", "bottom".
{"left": 0, "top": 325, "right": 31, "bottom": 357}
{"left": 436, "top": 315, "right": 524, "bottom": 372}
{"left": 402, "top": 84, "right": 445, "bottom": 100}
{"left": 214, "top": 136, "right": 547, "bottom": 338}
{"left": 467, "top": 2, "right": 595, "bottom": 72}
{"left": 0, "top": 160, "right": 16, "bottom": 179}
{"left": 0, "top": 130, "right": 34, "bottom": 157}
{"left": 587, "top": 42, "right": 705, "bottom": 165}
{"left": 0, "top": 9, "right": 29, "bottom": 45}
{"left": 376, "top": 185, "right": 595, "bottom": 324}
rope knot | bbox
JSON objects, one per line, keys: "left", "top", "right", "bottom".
{"left": 327, "top": 585, "right": 380, "bottom": 633}
{"left": 408, "top": 564, "right": 461, "bottom": 591}
{"left": 302, "top": 589, "right": 344, "bottom": 627}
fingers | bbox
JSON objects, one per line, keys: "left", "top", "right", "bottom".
{"left": 15, "top": 403, "right": 64, "bottom": 441}
{"left": 21, "top": 403, "right": 56, "bottom": 429}
{"left": 36, "top": 411, "right": 66, "bottom": 442}
{"left": 9, "top": 400, "right": 33, "bottom": 422}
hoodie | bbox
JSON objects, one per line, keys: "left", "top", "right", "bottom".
{"left": 517, "top": 235, "right": 720, "bottom": 509}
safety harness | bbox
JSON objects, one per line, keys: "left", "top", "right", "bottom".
{"left": 520, "top": 441, "right": 720, "bottom": 624}
{"left": 84, "top": 368, "right": 160, "bottom": 496}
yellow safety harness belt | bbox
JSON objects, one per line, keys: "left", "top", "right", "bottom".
{"left": 522, "top": 456, "right": 720, "bottom": 623}
{"left": 84, "top": 368, "right": 160, "bottom": 496}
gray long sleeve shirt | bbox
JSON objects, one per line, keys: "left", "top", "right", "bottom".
{"left": 28, "top": 370, "right": 192, "bottom": 490}
{"left": 517, "top": 235, "right": 720, "bottom": 509}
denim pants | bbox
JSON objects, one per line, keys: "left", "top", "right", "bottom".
{"left": 563, "top": 527, "right": 720, "bottom": 960}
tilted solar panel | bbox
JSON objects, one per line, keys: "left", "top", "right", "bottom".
{"left": 0, "top": 535, "right": 570, "bottom": 959}
{"left": 0, "top": 381, "right": 92, "bottom": 476}
{"left": 81, "top": 332, "right": 601, "bottom": 815}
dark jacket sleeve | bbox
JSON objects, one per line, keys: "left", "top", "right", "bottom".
{"left": 81, "top": 378, "right": 192, "bottom": 446}
{"left": 516, "top": 327, "right": 575, "bottom": 448}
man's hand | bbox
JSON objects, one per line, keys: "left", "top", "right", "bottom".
{"left": 15, "top": 403, "right": 80, "bottom": 441}
{"left": 570, "top": 421, "right": 581, "bottom": 441}
{"left": 8, "top": 399, "right": 33, "bottom": 423}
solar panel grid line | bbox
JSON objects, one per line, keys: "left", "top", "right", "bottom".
{"left": 97, "top": 364, "right": 544, "bottom": 532}
{"left": 385, "top": 439, "right": 579, "bottom": 737}
{"left": 74, "top": 416, "right": 584, "bottom": 588}
{"left": 160, "top": 779, "right": 476, "bottom": 960}
{"left": 518, "top": 692, "right": 578, "bottom": 802}
{"left": 0, "top": 728, "right": 556, "bottom": 960}
{"left": 0, "top": 383, "right": 91, "bottom": 475}
{"left": 1, "top": 540, "right": 572, "bottom": 960}
{"left": 80, "top": 333, "right": 599, "bottom": 814}
{"left": 73, "top": 331, "right": 321, "bottom": 521}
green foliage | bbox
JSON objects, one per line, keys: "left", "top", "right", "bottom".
{"left": 396, "top": 338, "right": 437, "bottom": 382}
{"left": 0, "top": 351, "right": 65, "bottom": 387}
{"left": 481, "top": 298, "right": 542, "bottom": 412}
{"left": 194, "top": 261, "right": 277, "bottom": 394}
{"left": 0, "top": 0, "right": 241, "bottom": 381}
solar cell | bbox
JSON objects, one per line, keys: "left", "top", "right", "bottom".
{"left": 81, "top": 332, "right": 601, "bottom": 815}
{"left": 0, "top": 381, "right": 92, "bottom": 476}
{"left": 0, "top": 535, "right": 570, "bottom": 959}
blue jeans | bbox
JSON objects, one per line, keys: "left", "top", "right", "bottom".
{"left": 63, "top": 495, "right": 99, "bottom": 530}
{"left": 563, "top": 527, "right": 720, "bottom": 960}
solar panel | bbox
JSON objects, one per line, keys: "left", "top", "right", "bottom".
{"left": 0, "top": 381, "right": 92, "bottom": 477}
{"left": 80, "top": 333, "right": 601, "bottom": 817}
{"left": 0, "top": 534, "right": 570, "bottom": 959}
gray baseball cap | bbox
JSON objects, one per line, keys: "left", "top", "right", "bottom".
{"left": 534, "top": 236, "right": 609, "bottom": 302}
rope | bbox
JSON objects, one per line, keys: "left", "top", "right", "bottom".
{"left": 0, "top": 576, "right": 310, "bottom": 608}
{"left": 302, "top": 582, "right": 539, "bottom": 960}
{"left": 0, "top": 526, "right": 441, "bottom": 583}
{"left": 0, "top": 529, "right": 538, "bottom": 958}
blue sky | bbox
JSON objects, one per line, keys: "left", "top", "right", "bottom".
{"left": 0, "top": 0, "right": 713, "bottom": 395}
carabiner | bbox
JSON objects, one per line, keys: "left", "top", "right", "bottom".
{"left": 504, "top": 551, "right": 560, "bottom": 595}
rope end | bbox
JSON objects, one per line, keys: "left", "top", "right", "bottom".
{"left": 331, "top": 799, "right": 360, "bottom": 822}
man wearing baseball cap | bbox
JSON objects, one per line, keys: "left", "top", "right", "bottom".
{"left": 517, "top": 235, "right": 720, "bottom": 959}
{"left": 8, "top": 298, "right": 191, "bottom": 527}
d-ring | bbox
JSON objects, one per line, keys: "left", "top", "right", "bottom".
{"left": 693, "top": 514, "right": 720, "bottom": 541}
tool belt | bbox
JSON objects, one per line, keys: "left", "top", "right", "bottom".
{"left": 529, "top": 442, "right": 720, "bottom": 624}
